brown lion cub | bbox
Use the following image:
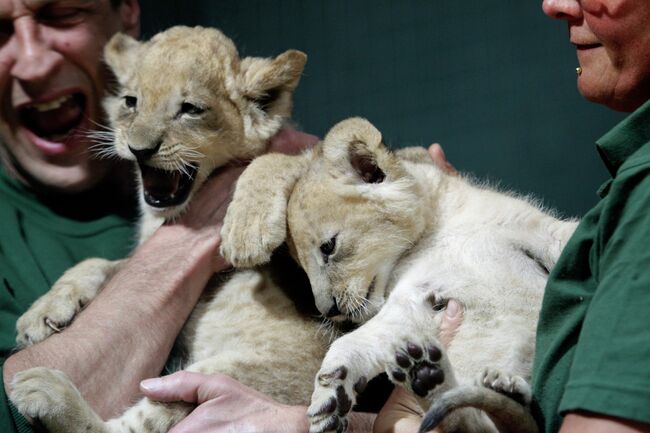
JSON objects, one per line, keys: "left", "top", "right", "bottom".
{"left": 10, "top": 26, "right": 329, "bottom": 433}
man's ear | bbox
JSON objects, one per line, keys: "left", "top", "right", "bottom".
{"left": 104, "top": 32, "right": 141, "bottom": 85}
{"left": 322, "top": 117, "right": 388, "bottom": 184}
{"left": 238, "top": 50, "right": 307, "bottom": 116}
{"left": 117, "top": 0, "right": 140, "bottom": 38}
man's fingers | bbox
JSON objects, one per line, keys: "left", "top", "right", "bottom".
{"left": 373, "top": 386, "right": 423, "bottom": 433}
{"left": 439, "top": 299, "right": 463, "bottom": 349}
{"left": 140, "top": 371, "right": 231, "bottom": 404}
{"left": 428, "top": 143, "right": 457, "bottom": 175}
{"left": 267, "top": 128, "right": 319, "bottom": 155}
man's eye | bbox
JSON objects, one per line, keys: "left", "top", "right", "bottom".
{"left": 123, "top": 96, "right": 137, "bottom": 109}
{"left": 320, "top": 236, "right": 337, "bottom": 263}
{"left": 180, "top": 102, "right": 205, "bottom": 116}
{"left": 37, "top": 7, "right": 85, "bottom": 26}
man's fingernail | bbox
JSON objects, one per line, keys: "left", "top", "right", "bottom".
{"left": 446, "top": 300, "right": 459, "bottom": 318}
{"left": 140, "top": 378, "right": 161, "bottom": 392}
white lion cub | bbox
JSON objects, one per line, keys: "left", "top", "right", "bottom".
{"left": 10, "top": 26, "right": 330, "bottom": 433}
{"left": 221, "top": 117, "right": 578, "bottom": 433}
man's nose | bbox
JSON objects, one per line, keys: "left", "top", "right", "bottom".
{"left": 10, "top": 17, "right": 63, "bottom": 83}
{"left": 542, "top": 0, "right": 582, "bottom": 21}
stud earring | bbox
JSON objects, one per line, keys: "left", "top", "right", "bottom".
{"left": 576, "top": 67, "right": 582, "bottom": 76}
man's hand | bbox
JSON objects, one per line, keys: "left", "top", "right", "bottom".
{"left": 267, "top": 128, "right": 319, "bottom": 155}
{"left": 427, "top": 143, "right": 456, "bottom": 175}
{"left": 140, "top": 371, "right": 309, "bottom": 433}
{"left": 373, "top": 300, "right": 464, "bottom": 433}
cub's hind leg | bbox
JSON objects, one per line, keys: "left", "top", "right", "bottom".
{"left": 16, "top": 258, "right": 121, "bottom": 348}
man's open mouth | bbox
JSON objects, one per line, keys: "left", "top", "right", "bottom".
{"left": 139, "top": 163, "right": 199, "bottom": 208}
{"left": 19, "top": 93, "right": 86, "bottom": 142}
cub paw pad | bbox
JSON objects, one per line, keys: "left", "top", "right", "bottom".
{"left": 389, "top": 342, "right": 444, "bottom": 397}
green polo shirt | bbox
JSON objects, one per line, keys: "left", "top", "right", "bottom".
{"left": 0, "top": 167, "right": 136, "bottom": 432}
{"left": 532, "top": 99, "right": 650, "bottom": 433}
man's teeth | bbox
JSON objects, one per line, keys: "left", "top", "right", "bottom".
{"left": 30, "top": 95, "right": 73, "bottom": 112}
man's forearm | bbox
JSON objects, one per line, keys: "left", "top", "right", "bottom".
{"left": 3, "top": 223, "right": 221, "bottom": 419}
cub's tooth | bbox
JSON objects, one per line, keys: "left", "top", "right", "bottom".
{"left": 32, "top": 94, "right": 72, "bottom": 112}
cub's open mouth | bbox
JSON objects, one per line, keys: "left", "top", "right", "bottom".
{"left": 19, "top": 93, "right": 86, "bottom": 141}
{"left": 139, "top": 163, "right": 199, "bottom": 208}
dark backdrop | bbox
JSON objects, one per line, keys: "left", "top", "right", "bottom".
{"left": 139, "top": 0, "right": 623, "bottom": 218}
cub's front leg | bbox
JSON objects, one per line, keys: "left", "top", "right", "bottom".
{"left": 220, "top": 152, "right": 310, "bottom": 268}
{"left": 307, "top": 300, "right": 457, "bottom": 433}
{"left": 16, "top": 258, "right": 121, "bottom": 348}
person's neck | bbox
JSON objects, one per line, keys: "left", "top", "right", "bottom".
{"left": 14, "top": 161, "right": 138, "bottom": 222}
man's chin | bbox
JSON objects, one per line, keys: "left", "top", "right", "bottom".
{"left": 16, "top": 160, "right": 112, "bottom": 194}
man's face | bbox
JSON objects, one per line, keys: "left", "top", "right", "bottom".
{"left": 0, "top": 0, "right": 139, "bottom": 192}
{"left": 542, "top": 0, "right": 650, "bottom": 111}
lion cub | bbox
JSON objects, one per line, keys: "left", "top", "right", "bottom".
{"left": 221, "top": 117, "right": 578, "bottom": 433}
{"left": 10, "top": 26, "right": 329, "bottom": 433}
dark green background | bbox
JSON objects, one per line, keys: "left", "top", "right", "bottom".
{"left": 139, "top": 0, "right": 623, "bottom": 218}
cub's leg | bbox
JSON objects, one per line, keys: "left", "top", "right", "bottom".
{"left": 11, "top": 367, "right": 108, "bottom": 433}
{"left": 11, "top": 366, "right": 194, "bottom": 433}
{"left": 307, "top": 299, "right": 457, "bottom": 433}
{"left": 16, "top": 258, "right": 121, "bottom": 348}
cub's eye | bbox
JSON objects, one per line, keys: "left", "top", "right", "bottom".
{"left": 180, "top": 102, "right": 205, "bottom": 116}
{"left": 123, "top": 95, "right": 137, "bottom": 109}
{"left": 320, "top": 236, "right": 337, "bottom": 263}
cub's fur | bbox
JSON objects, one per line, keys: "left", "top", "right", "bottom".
{"left": 221, "top": 117, "right": 578, "bottom": 433}
{"left": 10, "top": 26, "right": 329, "bottom": 433}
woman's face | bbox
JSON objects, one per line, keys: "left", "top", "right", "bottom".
{"left": 542, "top": 0, "right": 650, "bottom": 111}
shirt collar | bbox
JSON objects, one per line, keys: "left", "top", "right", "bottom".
{"left": 596, "top": 99, "right": 650, "bottom": 176}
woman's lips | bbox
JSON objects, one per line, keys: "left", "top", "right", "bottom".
{"left": 574, "top": 43, "right": 602, "bottom": 50}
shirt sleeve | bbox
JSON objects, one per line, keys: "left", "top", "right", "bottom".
{"left": 559, "top": 167, "right": 650, "bottom": 424}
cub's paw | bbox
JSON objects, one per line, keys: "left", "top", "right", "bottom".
{"left": 220, "top": 208, "right": 283, "bottom": 268}
{"left": 479, "top": 368, "right": 531, "bottom": 405}
{"left": 11, "top": 368, "right": 82, "bottom": 422}
{"left": 308, "top": 366, "right": 364, "bottom": 433}
{"left": 387, "top": 341, "right": 444, "bottom": 398}
{"left": 16, "top": 288, "right": 83, "bottom": 347}
{"left": 16, "top": 258, "right": 114, "bottom": 347}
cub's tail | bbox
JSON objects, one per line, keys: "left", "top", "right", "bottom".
{"left": 418, "top": 385, "right": 539, "bottom": 433}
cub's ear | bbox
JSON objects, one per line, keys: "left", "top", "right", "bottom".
{"left": 238, "top": 50, "right": 307, "bottom": 116}
{"left": 104, "top": 32, "right": 141, "bottom": 85}
{"left": 323, "top": 117, "right": 391, "bottom": 184}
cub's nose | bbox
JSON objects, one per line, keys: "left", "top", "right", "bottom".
{"left": 326, "top": 298, "right": 341, "bottom": 318}
{"left": 129, "top": 141, "right": 161, "bottom": 162}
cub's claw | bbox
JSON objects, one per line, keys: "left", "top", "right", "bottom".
{"left": 16, "top": 258, "right": 115, "bottom": 348}
{"left": 16, "top": 288, "right": 82, "bottom": 347}
{"left": 479, "top": 368, "right": 531, "bottom": 405}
